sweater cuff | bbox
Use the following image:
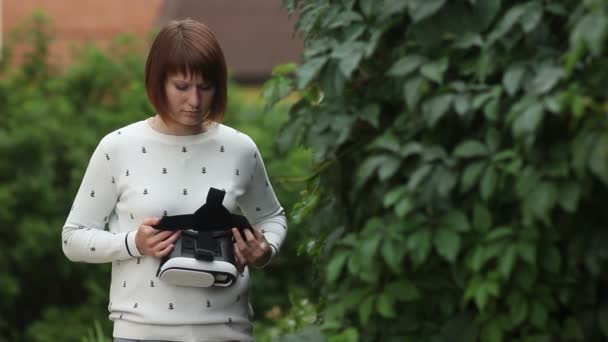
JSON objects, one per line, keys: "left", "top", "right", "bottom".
{"left": 125, "top": 231, "right": 142, "bottom": 258}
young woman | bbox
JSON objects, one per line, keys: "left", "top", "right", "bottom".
{"left": 62, "top": 19, "right": 287, "bottom": 342}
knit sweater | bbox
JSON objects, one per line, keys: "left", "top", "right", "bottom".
{"left": 62, "top": 118, "right": 287, "bottom": 342}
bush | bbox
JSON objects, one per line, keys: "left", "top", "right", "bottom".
{"left": 264, "top": 0, "right": 608, "bottom": 341}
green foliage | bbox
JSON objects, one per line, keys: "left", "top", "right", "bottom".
{"left": 0, "top": 12, "right": 312, "bottom": 341}
{"left": 265, "top": 0, "right": 608, "bottom": 340}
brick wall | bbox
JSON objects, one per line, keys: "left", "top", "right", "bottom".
{"left": 3, "top": 0, "right": 164, "bottom": 65}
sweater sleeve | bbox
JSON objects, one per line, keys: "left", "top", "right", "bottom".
{"left": 62, "top": 141, "right": 142, "bottom": 263}
{"left": 237, "top": 144, "right": 287, "bottom": 266}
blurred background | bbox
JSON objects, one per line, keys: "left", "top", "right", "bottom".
{"left": 0, "top": 1, "right": 314, "bottom": 341}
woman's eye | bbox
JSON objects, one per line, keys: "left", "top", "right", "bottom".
{"left": 176, "top": 84, "right": 188, "bottom": 91}
{"left": 198, "top": 84, "right": 212, "bottom": 90}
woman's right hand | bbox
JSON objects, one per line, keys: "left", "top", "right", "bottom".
{"left": 135, "top": 217, "right": 181, "bottom": 258}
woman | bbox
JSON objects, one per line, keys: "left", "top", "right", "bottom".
{"left": 62, "top": 19, "right": 287, "bottom": 342}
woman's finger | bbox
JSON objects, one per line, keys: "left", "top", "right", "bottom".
{"left": 234, "top": 243, "right": 246, "bottom": 273}
{"left": 232, "top": 228, "right": 249, "bottom": 251}
{"left": 155, "top": 243, "right": 174, "bottom": 258}
{"left": 149, "top": 230, "right": 175, "bottom": 245}
{"left": 154, "top": 231, "right": 181, "bottom": 252}
{"left": 243, "top": 228, "right": 256, "bottom": 243}
{"left": 252, "top": 228, "right": 266, "bottom": 241}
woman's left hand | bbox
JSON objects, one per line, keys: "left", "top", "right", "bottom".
{"left": 232, "top": 227, "right": 272, "bottom": 272}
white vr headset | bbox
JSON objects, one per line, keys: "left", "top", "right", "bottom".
{"left": 153, "top": 187, "right": 252, "bottom": 288}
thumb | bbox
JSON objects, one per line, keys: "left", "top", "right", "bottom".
{"left": 142, "top": 217, "right": 161, "bottom": 226}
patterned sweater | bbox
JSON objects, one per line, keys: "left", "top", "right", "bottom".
{"left": 62, "top": 118, "right": 287, "bottom": 342}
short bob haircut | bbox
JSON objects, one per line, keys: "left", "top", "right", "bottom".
{"left": 145, "top": 19, "right": 228, "bottom": 123}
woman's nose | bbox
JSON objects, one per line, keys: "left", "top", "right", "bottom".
{"left": 188, "top": 89, "right": 202, "bottom": 108}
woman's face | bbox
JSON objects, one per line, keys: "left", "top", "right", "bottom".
{"left": 162, "top": 72, "right": 215, "bottom": 132}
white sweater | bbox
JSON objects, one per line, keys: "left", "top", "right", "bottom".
{"left": 62, "top": 118, "right": 287, "bottom": 342}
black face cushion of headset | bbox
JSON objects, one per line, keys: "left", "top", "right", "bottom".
{"left": 153, "top": 187, "right": 253, "bottom": 235}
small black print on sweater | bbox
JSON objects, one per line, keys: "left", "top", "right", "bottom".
{"left": 141, "top": 147, "right": 147, "bottom": 153}
{"left": 162, "top": 168, "right": 167, "bottom": 174}
{"left": 90, "top": 190, "right": 95, "bottom": 197}
{"left": 202, "top": 167, "right": 207, "bottom": 174}
{"left": 133, "top": 302, "right": 138, "bottom": 308}
{"left": 90, "top": 247, "right": 96, "bottom": 252}
{"left": 182, "top": 146, "right": 188, "bottom": 153}
{"left": 236, "top": 169, "right": 240, "bottom": 176}
{"left": 220, "top": 145, "right": 225, "bottom": 152}
{"left": 169, "top": 303, "right": 174, "bottom": 310}
{"left": 150, "top": 280, "right": 155, "bottom": 287}
{"left": 106, "top": 153, "right": 110, "bottom": 160}
{"left": 123, "top": 281, "right": 126, "bottom": 287}
{"left": 183, "top": 189, "right": 188, "bottom": 195}
{"left": 125, "top": 170, "right": 130, "bottom": 176}
{"left": 136, "top": 258, "right": 141, "bottom": 264}
{"left": 206, "top": 300, "right": 211, "bottom": 308}
{"left": 143, "top": 188, "right": 148, "bottom": 195}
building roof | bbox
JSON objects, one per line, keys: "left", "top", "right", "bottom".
{"left": 157, "top": 0, "right": 303, "bottom": 83}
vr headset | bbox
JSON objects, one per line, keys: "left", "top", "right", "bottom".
{"left": 153, "top": 187, "right": 252, "bottom": 287}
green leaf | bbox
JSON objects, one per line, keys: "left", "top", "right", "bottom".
{"left": 512, "top": 101, "right": 544, "bottom": 138}
{"left": 408, "top": 164, "right": 433, "bottom": 190}
{"left": 453, "top": 93, "right": 471, "bottom": 115}
{"left": 262, "top": 76, "right": 294, "bottom": 107}
{"left": 356, "top": 155, "right": 389, "bottom": 187}
{"left": 442, "top": 210, "right": 470, "bottom": 232}
{"left": 395, "top": 197, "right": 414, "bottom": 218}
{"left": 480, "top": 165, "right": 497, "bottom": 200}
{"left": 408, "top": 0, "right": 447, "bottom": 22}
{"left": 271, "top": 62, "right": 298, "bottom": 76}
{"left": 423, "top": 93, "right": 454, "bottom": 127}
{"left": 528, "top": 64, "right": 565, "bottom": 95}
{"left": 376, "top": 292, "right": 396, "bottom": 318}
{"left": 530, "top": 300, "right": 548, "bottom": 329}
{"left": 385, "top": 280, "right": 421, "bottom": 301}
{"left": 453, "top": 140, "right": 488, "bottom": 158}
{"left": 331, "top": 41, "right": 366, "bottom": 78}
{"left": 403, "top": 76, "right": 426, "bottom": 110}
{"left": 507, "top": 291, "right": 528, "bottom": 326}
{"left": 297, "top": 56, "right": 328, "bottom": 89}
{"left": 382, "top": 240, "right": 405, "bottom": 274}
{"left": 570, "top": 12, "right": 608, "bottom": 56}
{"left": 359, "top": 295, "right": 375, "bottom": 324}
{"left": 461, "top": 161, "right": 486, "bottom": 193}
{"left": 327, "top": 251, "right": 349, "bottom": 284}
{"left": 378, "top": 156, "right": 401, "bottom": 181}
{"left": 473, "top": 203, "right": 492, "bottom": 232}
{"left": 486, "top": 226, "right": 513, "bottom": 242}
{"left": 516, "top": 242, "right": 536, "bottom": 265}
{"left": 384, "top": 185, "right": 408, "bottom": 207}
{"left": 434, "top": 228, "right": 461, "bottom": 262}
{"left": 357, "top": 103, "right": 381, "bottom": 128}
{"left": 527, "top": 182, "right": 558, "bottom": 223}
{"left": 499, "top": 245, "right": 517, "bottom": 278}
{"left": 503, "top": 64, "right": 526, "bottom": 96}
{"left": 519, "top": 2, "right": 543, "bottom": 33}
{"left": 558, "top": 182, "right": 580, "bottom": 213}
{"left": 387, "top": 55, "right": 426, "bottom": 77}
{"left": 589, "top": 134, "right": 608, "bottom": 186}
{"left": 407, "top": 229, "right": 432, "bottom": 266}
{"left": 421, "top": 57, "right": 449, "bottom": 84}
